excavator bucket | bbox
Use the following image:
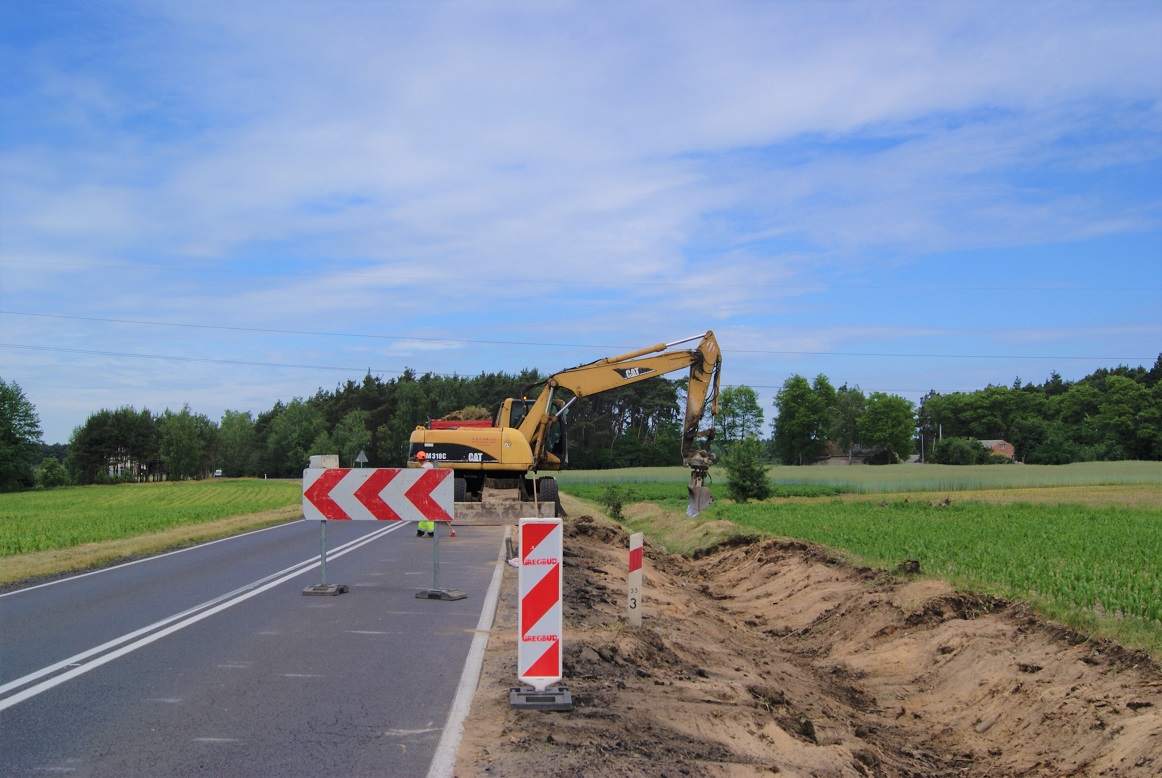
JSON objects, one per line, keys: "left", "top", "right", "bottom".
{"left": 687, "top": 469, "right": 712, "bottom": 517}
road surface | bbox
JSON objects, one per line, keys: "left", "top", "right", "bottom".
{"left": 0, "top": 520, "right": 506, "bottom": 777}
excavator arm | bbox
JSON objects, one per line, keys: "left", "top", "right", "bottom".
{"left": 519, "top": 332, "right": 722, "bottom": 515}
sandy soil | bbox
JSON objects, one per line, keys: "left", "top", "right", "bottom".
{"left": 454, "top": 512, "right": 1161, "bottom": 777}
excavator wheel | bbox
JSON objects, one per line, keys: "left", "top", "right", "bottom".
{"left": 454, "top": 477, "right": 467, "bottom": 503}
{"left": 535, "top": 476, "right": 558, "bottom": 504}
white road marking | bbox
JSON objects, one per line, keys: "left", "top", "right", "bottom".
{"left": 426, "top": 527, "right": 508, "bottom": 778}
{"left": 0, "top": 523, "right": 405, "bottom": 711}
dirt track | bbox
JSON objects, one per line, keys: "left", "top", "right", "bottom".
{"left": 454, "top": 513, "right": 1161, "bottom": 777}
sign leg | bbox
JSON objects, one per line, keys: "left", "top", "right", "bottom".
{"left": 320, "top": 519, "right": 327, "bottom": 586}
{"left": 302, "top": 519, "right": 348, "bottom": 596}
{"left": 415, "top": 523, "right": 466, "bottom": 601}
{"left": 432, "top": 523, "right": 440, "bottom": 591}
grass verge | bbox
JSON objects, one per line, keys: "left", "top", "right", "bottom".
{"left": 0, "top": 479, "right": 303, "bottom": 586}
{"left": 1, "top": 479, "right": 302, "bottom": 556}
{"left": 1, "top": 506, "right": 301, "bottom": 586}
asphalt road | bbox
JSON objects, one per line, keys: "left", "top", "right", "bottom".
{"left": 0, "top": 520, "right": 507, "bottom": 777}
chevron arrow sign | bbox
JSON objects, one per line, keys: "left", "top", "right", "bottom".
{"left": 302, "top": 468, "right": 454, "bottom": 522}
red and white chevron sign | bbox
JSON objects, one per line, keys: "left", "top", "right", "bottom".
{"left": 518, "top": 517, "right": 563, "bottom": 691}
{"left": 302, "top": 468, "right": 453, "bottom": 522}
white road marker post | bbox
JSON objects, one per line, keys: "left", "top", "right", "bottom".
{"left": 510, "top": 517, "right": 572, "bottom": 711}
{"left": 627, "top": 532, "right": 644, "bottom": 626}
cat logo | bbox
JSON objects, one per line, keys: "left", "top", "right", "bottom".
{"left": 468, "top": 452, "right": 483, "bottom": 462}
{"left": 616, "top": 367, "right": 655, "bottom": 380}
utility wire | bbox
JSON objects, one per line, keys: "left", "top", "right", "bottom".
{"left": 1, "top": 341, "right": 1152, "bottom": 370}
{"left": 1, "top": 312, "right": 1153, "bottom": 362}
{"left": 0, "top": 343, "right": 407, "bottom": 375}
{"left": 2, "top": 259, "right": 1156, "bottom": 293}
{"left": 0, "top": 311, "right": 607, "bottom": 350}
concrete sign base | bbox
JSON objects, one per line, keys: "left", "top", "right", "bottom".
{"left": 415, "top": 588, "right": 467, "bottom": 601}
{"left": 509, "top": 686, "right": 573, "bottom": 711}
{"left": 302, "top": 584, "right": 349, "bottom": 596}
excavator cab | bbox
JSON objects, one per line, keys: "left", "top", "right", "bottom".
{"left": 497, "top": 397, "right": 567, "bottom": 464}
{"left": 496, "top": 398, "right": 527, "bottom": 428}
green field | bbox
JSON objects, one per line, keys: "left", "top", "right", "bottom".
{"left": 722, "top": 499, "right": 1160, "bottom": 621}
{"left": 0, "top": 479, "right": 302, "bottom": 556}
{"left": 560, "top": 463, "right": 1162, "bottom": 656}
{"left": 556, "top": 460, "right": 1162, "bottom": 492}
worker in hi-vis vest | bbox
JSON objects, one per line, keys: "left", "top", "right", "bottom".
{"left": 415, "top": 451, "right": 436, "bottom": 537}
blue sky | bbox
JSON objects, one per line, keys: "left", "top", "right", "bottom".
{"left": 1, "top": 0, "right": 1159, "bottom": 444}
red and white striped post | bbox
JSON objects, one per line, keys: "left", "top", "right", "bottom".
{"left": 627, "top": 532, "right": 644, "bottom": 626}
{"left": 517, "top": 518, "right": 563, "bottom": 692}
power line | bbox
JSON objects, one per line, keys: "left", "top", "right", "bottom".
{"left": 1, "top": 311, "right": 1153, "bottom": 362}
{"left": 3, "top": 260, "right": 1156, "bottom": 293}
{"left": 0, "top": 343, "right": 408, "bottom": 375}
{"left": 2, "top": 341, "right": 1153, "bottom": 380}
{"left": 730, "top": 349, "right": 1154, "bottom": 361}
{"left": 0, "top": 311, "right": 608, "bottom": 350}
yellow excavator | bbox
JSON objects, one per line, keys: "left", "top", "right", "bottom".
{"left": 408, "top": 331, "right": 722, "bottom": 519}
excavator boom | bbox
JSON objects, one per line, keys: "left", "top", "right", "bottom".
{"left": 409, "top": 331, "right": 722, "bottom": 518}
{"left": 519, "top": 332, "right": 721, "bottom": 515}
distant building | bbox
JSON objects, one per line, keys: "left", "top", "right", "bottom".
{"left": 977, "top": 439, "right": 1015, "bottom": 459}
{"left": 811, "top": 442, "right": 884, "bottom": 466}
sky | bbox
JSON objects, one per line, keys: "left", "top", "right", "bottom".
{"left": 1, "top": 0, "right": 1160, "bottom": 445}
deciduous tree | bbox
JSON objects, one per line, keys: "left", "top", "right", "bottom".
{"left": 330, "top": 410, "right": 372, "bottom": 467}
{"left": 772, "top": 374, "right": 834, "bottom": 465}
{"left": 858, "top": 392, "right": 916, "bottom": 464}
{"left": 715, "top": 385, "right": 764, "bottom": 451}
{"left": 0, "top": 378, "right": 42, "bottom": 491}
{"left": 160, "top": 405, "right": 205, "bottom": 480}
{"left": 218, "top": 410, "right": 257, "bottom": 477}
{"left": 828, "top": 385, "right": 866, "bottom": 464}
{"left": 37, "top": 456, "right": 70, "bottom": 488}
{"left": 265, "top": 398, "right": 327, "bottom": 476}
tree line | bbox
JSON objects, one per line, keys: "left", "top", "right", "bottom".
{"left": 918, "top": 360, "right": 1162, "bottom": 464}
{"left": 11, "top": 368, "right": 693, "bottom": 487}
{"left": 3, "top": 353, "right": 1159, "bottom": 491}
{"left": 769, "top": 356, "right": 1162, "bottom": 466}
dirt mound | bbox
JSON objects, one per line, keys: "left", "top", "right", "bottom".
{"left": 441, "top": 406, "right": 494, "bottom": 421}
{"left": 455, "top": 516, "right": 1161, "bottom": 776}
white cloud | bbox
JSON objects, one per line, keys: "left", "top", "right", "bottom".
{"left": 2, "top": 0, "right": 1160, "bottom": 442}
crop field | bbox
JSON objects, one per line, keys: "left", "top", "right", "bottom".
{"left": 724, "top": 499, "right": 1159, "bottom": 624}
{"left": 560, "top": 464, "right": 1162, "bottom": 655}
{"left": 556, "top": 460, "right": 1162, "bottom": 493}
{"left": 0, "top": 479, "right": 302, "bottom": 557}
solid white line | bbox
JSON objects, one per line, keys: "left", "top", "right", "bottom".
{"left": 426, "top": 527, "right": 509, "bottom": 778}
{"left": 0, "top": 523, "right": 404, "bottom": 710}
